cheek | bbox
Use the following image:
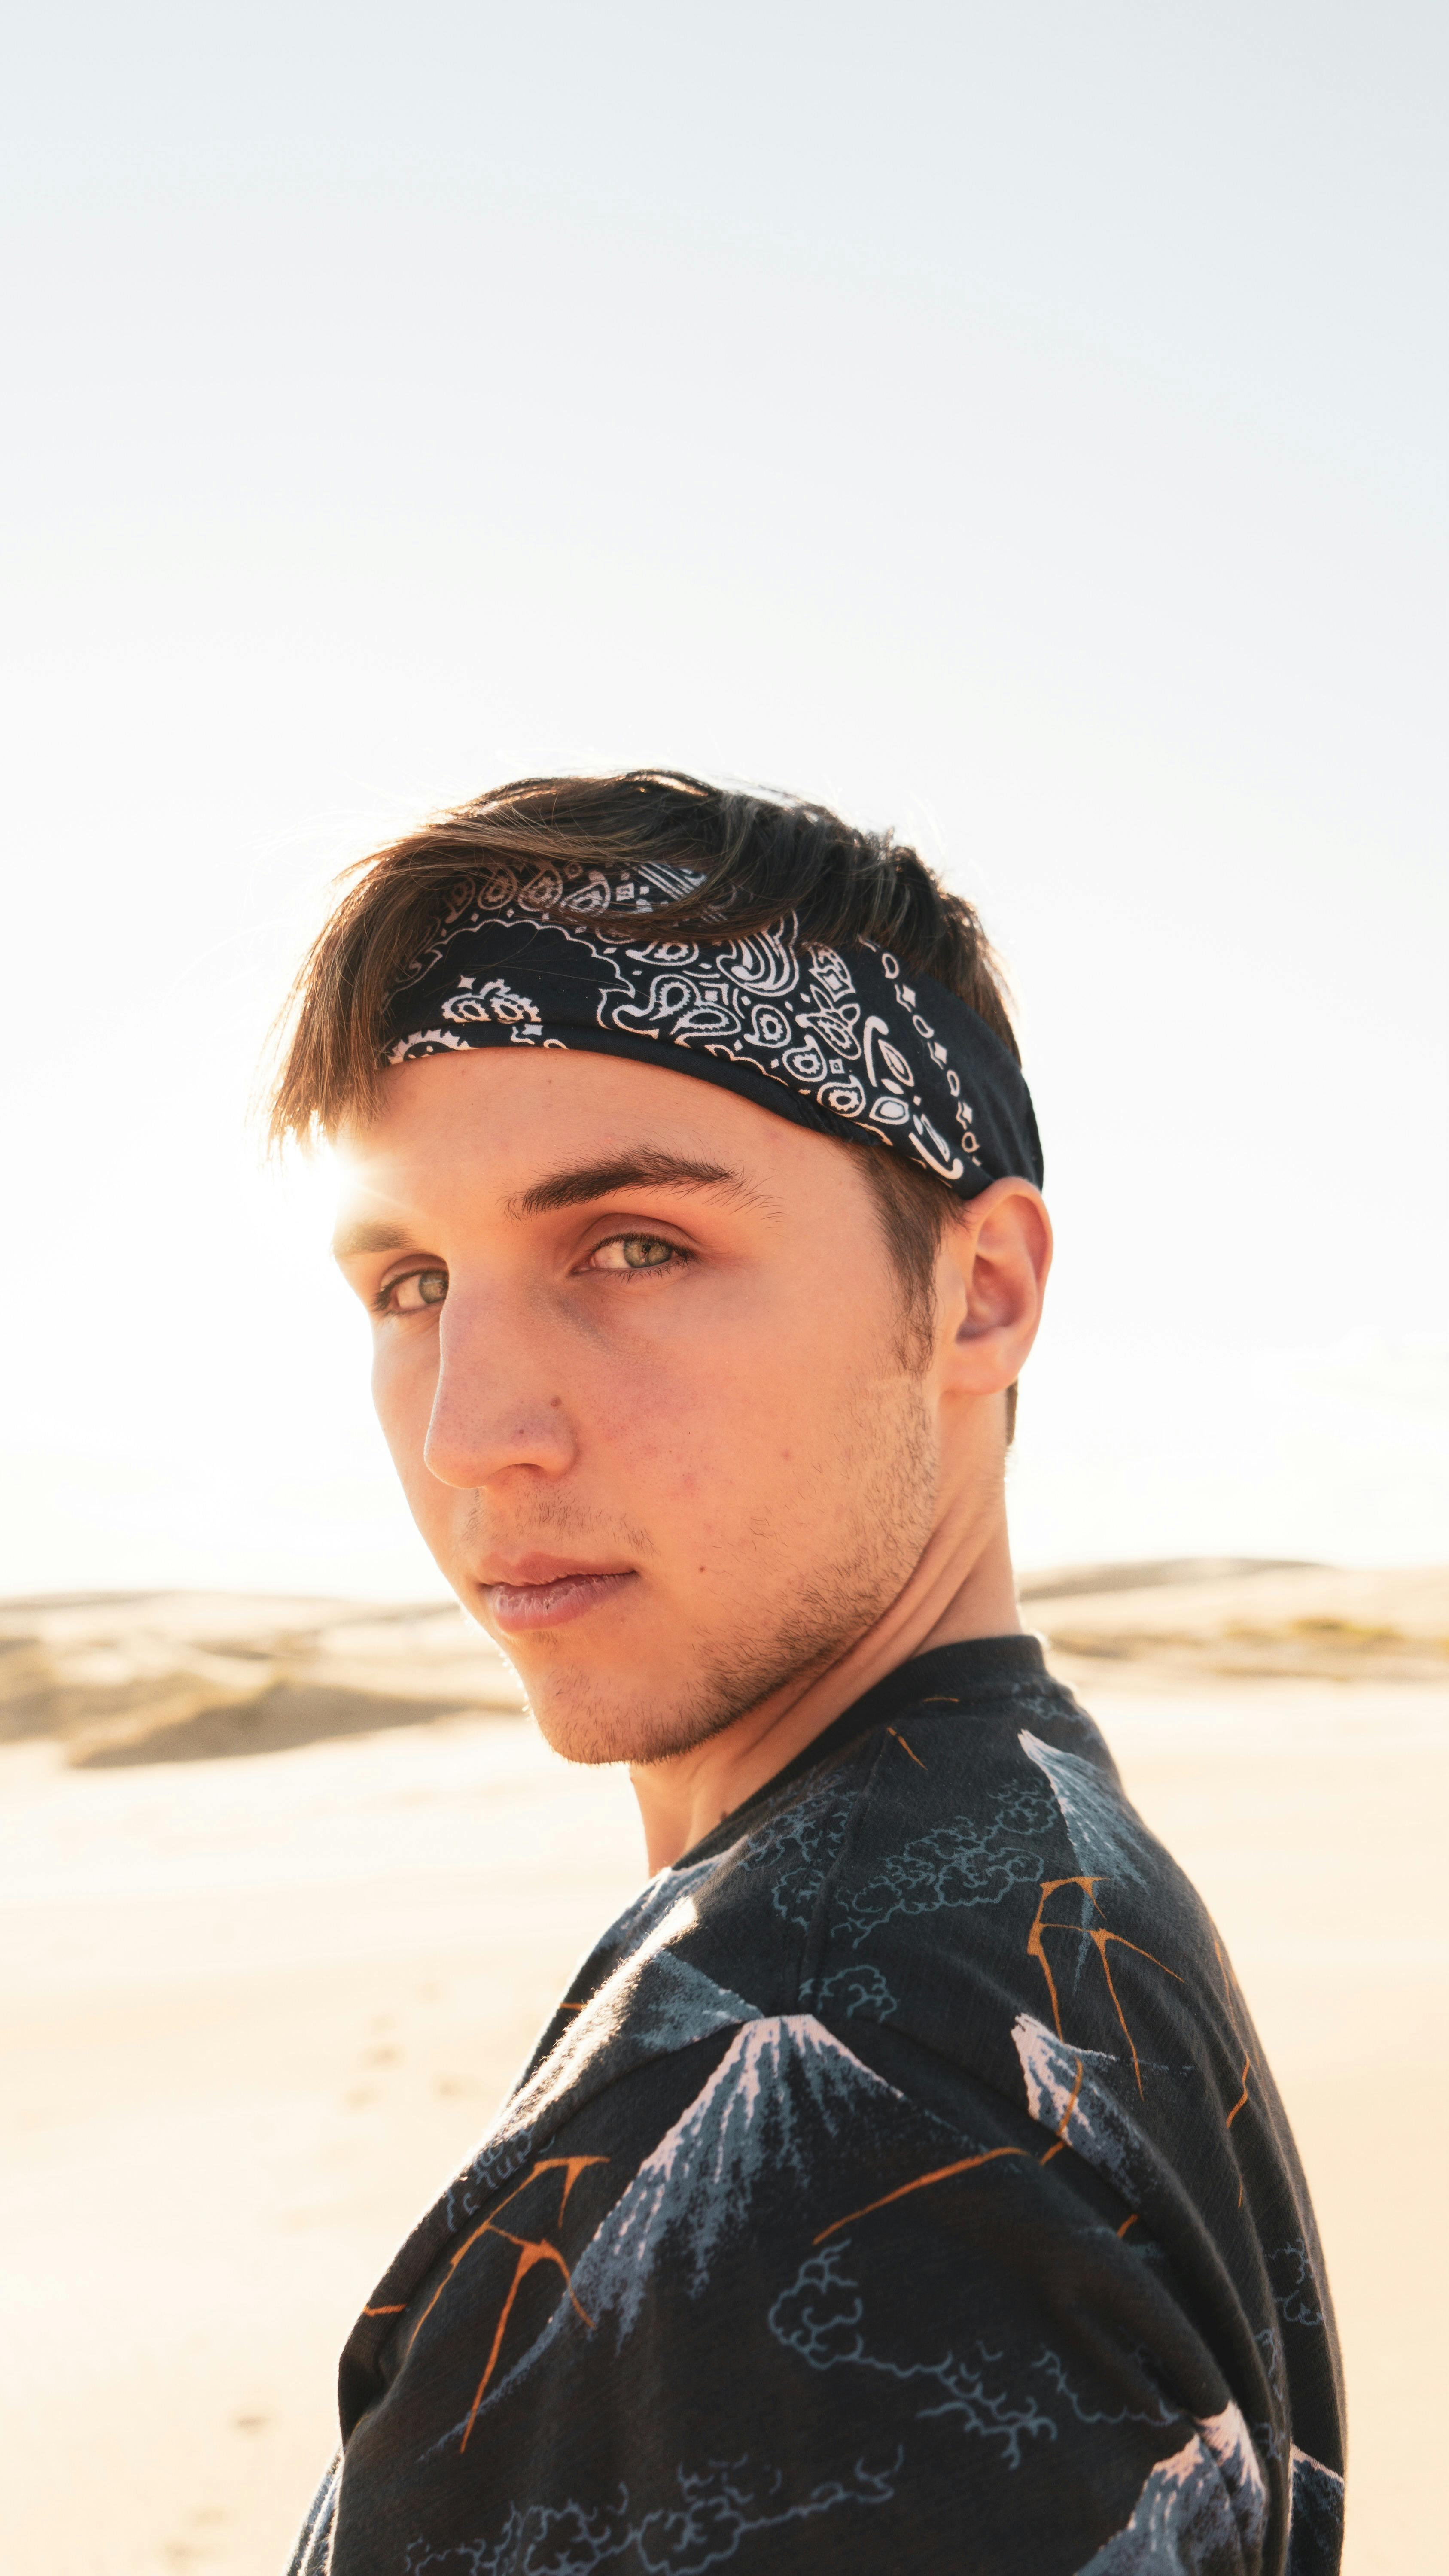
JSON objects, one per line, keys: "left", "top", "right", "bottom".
{"left": 369, "top": 1331, "right": 438, "bottom": 1466}
{"left": 593, "top": 1328, "right": 822, "bottom": 1511}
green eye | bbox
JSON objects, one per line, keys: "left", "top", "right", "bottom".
{"left": 589, "top": 1233, "right": 681, "bottom": 1274}
{"left": 385, "top": 1267, "right": 448, "bottom": 1313}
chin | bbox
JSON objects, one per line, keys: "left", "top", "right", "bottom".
{"left": 522, "top": 1661, "right": 740, "bottom": 1772}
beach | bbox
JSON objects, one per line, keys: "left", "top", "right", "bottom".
{"left": 2, "top": 1574, "right": 1445, "bottom": 2574}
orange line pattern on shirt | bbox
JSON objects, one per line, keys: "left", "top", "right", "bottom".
{"left": 399, "top": 2155, "right": 608, "bottom": 2449}
{"left": 1226, "top": 2058, "right": 1251, "bottom": 2130}
{"left": 886, "top": 1726, "right": 926, "bottom": 1769}
{"left": 813, "top": 2145, "right": 1029, "bottom": 2245}
{"left": 816, "top": 2023, "right": 1119, "bottom": 2245}
{"left": 1028, "top": 1876, "right": 1180, "bottom": 2096}
{"left": 1214, "top": 1937, "right": 1253, "bottom": 2135}
{"left": 459, "top": 2230, "right": 595, "bottom": 2451}
{"left": 1212, "top": 1935, "right": 1253, "bottom": 2203}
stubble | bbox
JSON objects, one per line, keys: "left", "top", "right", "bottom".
{"left": 524, "top": 1369, "right": 940, "bottom": 1769}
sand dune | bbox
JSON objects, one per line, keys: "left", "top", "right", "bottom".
{"left": 1025, "top": 1559, "right": 1449, "bottom": 1685}
{"left": 0, "top": 1593, "right": 524, "bottom": 1766}
{"left": 5, "top": 1562, "right": 1445, "bottom": 1768}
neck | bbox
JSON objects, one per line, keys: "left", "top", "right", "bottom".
{"left": 629, "top": 1501, "right": 1021, "bottom": 1873}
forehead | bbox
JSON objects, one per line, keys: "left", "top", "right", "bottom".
{"left": 332, "top": 1045, "right": 849, "bottom": 1219}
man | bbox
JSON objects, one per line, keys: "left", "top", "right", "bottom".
{"left": 275, "top": 772, "right": 1343, "bottom": 2574}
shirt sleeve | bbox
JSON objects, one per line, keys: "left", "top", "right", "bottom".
{"left": 315, "top": 2013, "right": 1277, "bottom": 2576}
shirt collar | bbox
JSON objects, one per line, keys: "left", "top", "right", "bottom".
{"left": 676, "top": 1632, "right": 1051, "bottom": 1869}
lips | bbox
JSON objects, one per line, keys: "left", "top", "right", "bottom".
{"left": 483, "top": 1568, "right": 638, "bottom": 1634}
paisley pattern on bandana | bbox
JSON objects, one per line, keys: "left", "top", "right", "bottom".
{"left": 380, "top": 863, "right": 1043, "bottom": 1197}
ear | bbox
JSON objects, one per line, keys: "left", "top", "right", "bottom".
{"left": 935, "top": 1178, "right": 1053, "bottom": 1400}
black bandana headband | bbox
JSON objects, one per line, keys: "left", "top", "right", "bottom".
{"left": 382, "top": 865, "right": 1043, "bottom": 1199}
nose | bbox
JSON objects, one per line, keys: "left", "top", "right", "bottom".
{"left": 421, "top": 1283, "right": 578, "bottom": 1490}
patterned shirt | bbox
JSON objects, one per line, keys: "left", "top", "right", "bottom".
{"left": 287, "top": 1636, "right": 1345, "bottom": 2575}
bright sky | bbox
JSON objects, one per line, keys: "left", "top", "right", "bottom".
{"left": 4, "top": 3, "right": 1446, "bottom": 1598}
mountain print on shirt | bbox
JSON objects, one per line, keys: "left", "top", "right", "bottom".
{"left": 288, "top": 1637, "right": 1344, "bottom": 2576}
{"left": 426, "top": 2015, "right": 924, "bottom": 2441}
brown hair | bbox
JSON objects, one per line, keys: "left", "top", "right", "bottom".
{"left": 267, "top": 769, "right": 1020, "bottom": 1427}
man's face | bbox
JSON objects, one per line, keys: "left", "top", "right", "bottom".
{"left": 333, "top": 1049, "right": 947, "bottom": 1766}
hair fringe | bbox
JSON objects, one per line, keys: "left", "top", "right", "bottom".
{"left": 265, "top": 770, "right": 1018, "bottom": 1152}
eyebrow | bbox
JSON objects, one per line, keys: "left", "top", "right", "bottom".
{"left": 332, "top": 1153, "right": 761, "bottom": 1263}
{"left": 331, "top": 1218, "right": 411, "bottom": 1263}
{"left": 507, "top": 1151, "right": 746, "bottom": 1218}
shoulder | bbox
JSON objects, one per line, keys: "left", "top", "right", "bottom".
{"left": 667, "top": 1653, "right": 1217, "bottom": 2087}
{"left": 773, "top": 1661, "right": 1340, "bottom": 2433}
{"left": 801, "top": 1659, "right": 1226, "bottom": 2090}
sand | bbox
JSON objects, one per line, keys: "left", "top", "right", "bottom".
{"left": 5, "top": 1561, "right": 1445, "bottom": 1768}
{"left": 0, "top": 1594, "right": 525, "bottom": 1767}
{"left": 2, "top": 1576, "right": 1446, "bottom": 2573}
